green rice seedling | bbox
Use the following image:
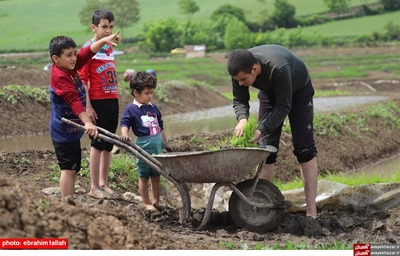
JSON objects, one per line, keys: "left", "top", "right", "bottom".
{"left": 229, "top": 116, "right": 258, "bottom": 148}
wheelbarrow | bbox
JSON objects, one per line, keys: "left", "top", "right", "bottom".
{"left": 62, "top": 118, "right": 292, "bottom": 233}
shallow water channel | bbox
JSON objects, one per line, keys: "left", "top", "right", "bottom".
{"left": 1, "top": 95, "right": 399, "bottom": 176}
{"left": 1, "top": 95, "right": 387, "bottom": 151}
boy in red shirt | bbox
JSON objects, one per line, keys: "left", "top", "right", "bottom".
{"left": 49, "top": 32, "right": 119, "bottom": 199}
{"left": 78, "top": 9, "right": 120, "bottom": 198}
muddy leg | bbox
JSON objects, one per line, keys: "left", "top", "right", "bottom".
{"left": 300, "top": 157, "right": 318, "bottom": 218}
{"left": 60, "top": 170, "right": 76, "bottom": 198}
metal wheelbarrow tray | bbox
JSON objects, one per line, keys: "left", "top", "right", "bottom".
{"left": 155, "top": 148, "right": 273, "bottom": 183}
{"left": 62, "top": 118, "right": 292, "bottom": 233}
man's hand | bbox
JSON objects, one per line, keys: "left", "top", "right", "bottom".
{"left": 234, "top": 119, "right": 248, "bottom": 137}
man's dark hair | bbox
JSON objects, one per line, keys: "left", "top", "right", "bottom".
{"left": 49, "top": 36, "right": 76, "bottom": 58}
{"left": 130, "top": 72, "right": 157, "bottom": 95}
{"left": 92, "top": 9, "right": 114, "bottom": 26}
{"left": 227, "top": 49, "right": 257, "bottom": 76}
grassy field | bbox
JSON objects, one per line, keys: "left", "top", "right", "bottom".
{"left": 0, "top": 0, "right": 386, "bottom": 52}
{"left": 1, "top": 45, "right": 399, "bottom": 86}
{"left": 286, "top": 10, "right": 400, "bottom": 37}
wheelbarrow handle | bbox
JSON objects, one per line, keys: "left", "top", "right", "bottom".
{"left": 95, "top": 123, "right": 164, "bottom": 169}
{"left": 60, "top": 117, "right": 163, "bottom": 169}
{"left": 61, "top": 117, "right": 192, "bottom": 225}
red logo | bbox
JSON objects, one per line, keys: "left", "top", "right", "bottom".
{"left": 354, "top": 244, "right": 370, "bottom": 256}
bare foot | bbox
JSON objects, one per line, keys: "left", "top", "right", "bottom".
{"left": 143, "top": 204, "right": 157, "bottom": 212}
{"left": 101, "top": 185, "right": 115, "bottom": 196}
{"left": 88, "top": 188, "right": 108, "bottom": 199}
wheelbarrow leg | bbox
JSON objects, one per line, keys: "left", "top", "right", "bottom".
{"left": 249, "top": 160, "right": 265, "bottom": 199}
{"left": 168, "top": 178, "right": 191, "bottom": 226}
{"left": 195, "top": 182, "right": 230, "bottom": 231}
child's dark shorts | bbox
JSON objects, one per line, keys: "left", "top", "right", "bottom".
{"left": 52, "top": 140, "right": 82, "bottom": 173}
{"left": 90, "top": 99, "right": 119, "bottom": 152}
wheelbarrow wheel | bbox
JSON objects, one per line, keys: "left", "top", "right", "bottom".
{"left": 229, "top": 179, "right": 285, "bottom": 233}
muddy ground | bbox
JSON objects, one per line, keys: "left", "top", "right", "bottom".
{"left": 1, "top": 46, "right": 400, "bottom": 250}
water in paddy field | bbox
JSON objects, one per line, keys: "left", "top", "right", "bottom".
{"left": 0, "top": 95, "right": 389, "bottom": 152}
{"left": 2, "top": 95, "right": 398, "bottom": 178}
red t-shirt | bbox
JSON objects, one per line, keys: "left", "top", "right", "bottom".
{"left": 78, "top": 40, "right": 119, "bottom": 100}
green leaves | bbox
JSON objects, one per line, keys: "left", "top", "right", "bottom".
{"left": 229, "top": 116, "right": 258, "bottom": 148}
{"left": 0, "top": 85, "right": 49, "bottom": 105}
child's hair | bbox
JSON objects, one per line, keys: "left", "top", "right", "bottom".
{"left": 92, "top": 9, "right": 114, "bottom": 26}
{"left": 130, "top": 72, "right": 157, "bottom": 95}
{"left": 49, "top": 36, "right": 76, "bottom": 58}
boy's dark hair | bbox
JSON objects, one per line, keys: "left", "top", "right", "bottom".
{"left": 130, "top": 72, "right": 157, "bottom": 95}
{"left": 92, "top": 9, "right": 114, "bottom": 26}
{"left": 49, "top": 36, "right": 76, "bottom": 58}
{"left": 227, "top": 49, "right": 257, "bottom": 76}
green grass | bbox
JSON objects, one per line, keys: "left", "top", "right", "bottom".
{"left": 275, "top": 169, "right": 400, "bottom": 192}
{"left": 218, "top": 239, "right": 353, "bottom": 250}
{"left": 116, "top": 54, "right": 230, "bottom": 84}
{"left": 311, "top": 100, "right": 400, "bottom": 137}
{"left": 303, "top": 51, "right": 400, "bottom": 80}
{"left": 0, "top": 0, "right": 388, "bottom": 52}
{"left": 314, "top": 89, "right": 351, "bottom": 97}
{"left": 0, "top": 0, "right": 266, "bottom": 52}
{"left": 289, "top": 10, "right": 400, "bottom": 37}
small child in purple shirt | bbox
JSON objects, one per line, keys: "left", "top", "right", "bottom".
{"left": 120, "top": 72, "right": 171, "bottom": 211}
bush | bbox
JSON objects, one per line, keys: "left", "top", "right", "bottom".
{"left": 224, "top": 18, "right": 253, "bottom": 50}
{"left": 381, "top": 0, "right": 400, "bottom": 10}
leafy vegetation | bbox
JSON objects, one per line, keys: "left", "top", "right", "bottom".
{"left": 312, "top": 100, "right": 400, "bottom": 137}
{"left": 0, "top": 85, "right": 49, "bottom": 105}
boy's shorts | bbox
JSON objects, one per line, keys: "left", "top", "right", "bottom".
{"left": 52, "top": 140, "right": 82, "bottom": 173}
{"left": 136, "top": 134, "right": 164, "bottom": 179}
{"left": 90, "top": 99, "right": 119, "bottom": 152}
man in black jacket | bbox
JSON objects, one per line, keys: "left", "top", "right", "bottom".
{"left": 227, "top": 44, "right": 318, "bottom": 219}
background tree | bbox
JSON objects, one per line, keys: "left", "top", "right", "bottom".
{"left": 384, "top": 21, "right": 400, "bottom": 40}
{"left": 178, "top": 0, "right": 200, "bottom": 20}
{"left": 224, "top": 17, "right": 253, "bottom": 50}
{"left": 143, "top": 18, "right": 183, "bottom": 52}
{"left": 108, "top": 0, "right": 140, "bottom": 37}
{"left": 254, "top": 0, "right": 270, "bottom": 32}
{"left": 381, "top": 0, "right": 400, "bottom": 10}
{"left": 324, "top": 0, "right": 352, "bottom": 17}
{"left": 78, "top": 0, "right": 101, "bottom": 31}
{"left": 271, "top": 0, "right": 297, "bottom": 28}
{"left": 78, "top": 0, "right": 140, "bottom": 38}
{"left": 210, "top": 4, "right": 246, "bottom": 23}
